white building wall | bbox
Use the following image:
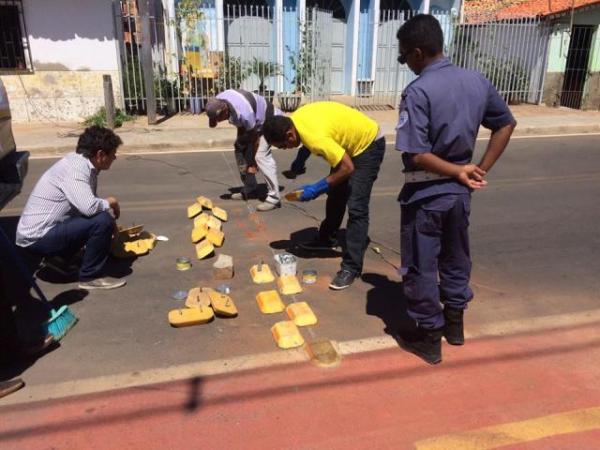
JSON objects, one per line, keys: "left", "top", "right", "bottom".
{"left": 0, "top": 0, "right": 122, "bottom": 122}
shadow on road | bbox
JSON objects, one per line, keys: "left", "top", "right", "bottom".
{"left": 362, "top": 272, "right": 412, "bottom": 337}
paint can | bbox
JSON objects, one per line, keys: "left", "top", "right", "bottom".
{"left": 302, "top": 269, "right": 318, "bottom": 285}
{"left": 176, "top": 256, "right": 192, "bottom": 271}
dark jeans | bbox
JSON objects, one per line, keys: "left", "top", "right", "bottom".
{"left": 319, "top": 137, "right": 385, "bottom": 275}
{"left": 400, "top": 193, "right": 473, "bottom": 330}
{"left": 27, "top": 211, "right": 114, "bottom": 281}
{"left": 234, "top": 130, "right": 258, "bottom": 196}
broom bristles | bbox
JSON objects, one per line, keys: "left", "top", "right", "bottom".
{"left": 45, "top": 305, "right": 78, "bottom": 341}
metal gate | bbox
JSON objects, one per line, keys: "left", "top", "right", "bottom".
{"left": 355, "top": 10, "right": 552, "bottom": 110}
{"left": 115, "top": 1, "right": 332, "bottom": 115}
{"left": 330, "top": 18, "right": 346, "bottom": 94}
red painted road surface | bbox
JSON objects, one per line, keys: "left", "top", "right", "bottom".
{"left": 1, "top": 322, "right": 599, "bottom": 449}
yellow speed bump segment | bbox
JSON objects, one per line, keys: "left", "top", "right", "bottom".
{"left": 277, "top": 275, "right": 303, "bottom": 295}
{"left": 196, "top": 196, "right": 213, "bottom": 210}
{"left": 208, "top": 291, "right": 238, "bottom": 317}
{"left": 271, "top": 321, "right": 304, "bottom": 349}
{"left": 212, "top": 206, "right": 228, "bottom": 222}
{"left": 187, "top": 202, "right": 202, "bottom": 219}
{"left": 193, "top": 212, "right": 211, "bottom": 228}
{"left": 250, "top": 262, "right": 275, "bottom": 284}
{"left": 206, "top": 229, "right": 225, "bottom": 247}
{"left": 168, "top": 306, "right": 214, "bottom": 327}
{"left": 191, "top": 225, "right": 208, "bottom": 243}
{"left": 256, "top": 290, "right": 285, "bottom": 314}
{"left": 195, "top": 239, "right": 215, "bottom": 259}
{"left": 206, "top": 215, "right": 222, "bottom": 231}
{"left": 286, "top": 302, "right": 317, "bottom": 326}
{"left": 185, "top": 287, "right": 211, "bottom": 308}
{"left": 305, "top": 340, "right": 341, "bottom": 368}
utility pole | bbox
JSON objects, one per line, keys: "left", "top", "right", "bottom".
{"left": 138, "top": 0, "right": 157, "bottom": 125}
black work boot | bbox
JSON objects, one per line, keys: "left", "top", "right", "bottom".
{"left": 396, "top": 326, "right": 443, "bottom": 365}
{"left": 443, "top": 306, "right": 465, "bottom": 346}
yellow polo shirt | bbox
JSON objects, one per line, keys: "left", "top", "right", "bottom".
{"left": 290, "top": 102, "right": 379, "bottom": 167}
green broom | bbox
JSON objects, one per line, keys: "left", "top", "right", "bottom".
{"left": 0, "top": 227, "right": 78, "bottom": 341}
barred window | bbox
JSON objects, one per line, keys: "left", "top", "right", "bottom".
{"left": 0, "top": 0, "right": 31, "bottom": 71}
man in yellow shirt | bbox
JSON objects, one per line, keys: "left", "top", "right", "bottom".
{"left": 263, "top": 102, "right": 385, "bottom": 290}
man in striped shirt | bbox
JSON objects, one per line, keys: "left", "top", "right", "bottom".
{"left": 206, "top": 89, "right": 281, "bottom": 212}
{"left": 16, "top": 126, "right": 126, "bottom": 290}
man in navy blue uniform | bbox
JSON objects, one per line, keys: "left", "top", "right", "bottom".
{"left": 395, "top": 15, "right": 516, "bottom": 364}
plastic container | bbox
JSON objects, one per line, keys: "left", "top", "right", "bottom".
{"left": 274, "top": 253, "right": 297, "bottom": 276}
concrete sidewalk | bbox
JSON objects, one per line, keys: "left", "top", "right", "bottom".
{"left": 12, "top": 104, "right": 600, "bottom": 157}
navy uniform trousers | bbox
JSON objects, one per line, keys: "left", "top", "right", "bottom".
{"left": 400, "top": 193, "right": 474, "bottom": 330}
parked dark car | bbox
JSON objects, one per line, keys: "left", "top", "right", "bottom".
{"left": 0, "top": 79, "right": 29, "bottom": 209}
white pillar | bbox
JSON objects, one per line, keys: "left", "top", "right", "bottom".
{"left": 349, "top": 0, "right": 360, "bottom": 95}
{"left": 423, "top": 0, "right": 431, "bottom": 13}
{"left": 276, "top": 0, "right": 284, "bottom": 92}
{"left": 371, "top": 0, "right": 380, "bottom": 80}
{"left": 215, "top": 0, "right": 225, "bottom": 51}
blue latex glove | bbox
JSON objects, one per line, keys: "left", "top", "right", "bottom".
{"left": 300, "top": 178, "right": 329, "bottom": 202}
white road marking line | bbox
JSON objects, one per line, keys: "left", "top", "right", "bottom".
{"left": 3, "top": 308, "right": 599, "bottom": 407}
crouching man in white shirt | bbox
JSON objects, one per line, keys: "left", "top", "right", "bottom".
{"left": 16, "top": 126, "right": 126, "bottom": 290}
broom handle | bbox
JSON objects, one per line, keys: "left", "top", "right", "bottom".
{"left": 0, "top": 227, "right": 52, "bottom": 309}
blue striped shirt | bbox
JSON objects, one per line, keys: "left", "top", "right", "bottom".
{"left": 216, "top": 89, "right": 282, "bottom": 131}
{"left": 16, "top": 152, "right": 110, "bottom": 247}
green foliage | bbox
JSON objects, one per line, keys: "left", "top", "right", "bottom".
{"left": 245, "top": 57, "right": 281, "bottom": 93}
{"left": 286, "top": 23, "right": 322, "bottom": 95}
{"left": 215, "top": 53, "right": 250, "bottom": 91}
{"left": 84, "top": 107, "right": 134, "bottom": 128}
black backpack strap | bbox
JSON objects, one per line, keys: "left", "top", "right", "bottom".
{"left": 265, "top": 102, "right": 274, "bottom": 120}
{"left": 234, "top": 89, "right": 257, "bottom": 114}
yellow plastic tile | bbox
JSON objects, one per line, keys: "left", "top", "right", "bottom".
{"left": 195, "top": 239, "right": 215, "bottom": 259}
{"left": 191, "top": 225, "right": 208, "bottom": 243}
{"left": 193, "top": 212, "right": 211, "bottom": 228}
{"left": 138, "top": 231, "right": 157, "bottom": 250}
{"left": 277, "top": 275, "right": 303, "bottom": 295}
{"left": 286, "top": 302, "right": 317, "bottom": 327}
{"left": 123, "top": 239, "right": 150, "bottom": 256}
{"left": 250, "top": 263, "right": 275, "bottom": 284}
{"left": 206, "top": 215, "right": 222, "bottom": 231}
{"left": 185, "top": 287, "right": 211, "bottom": 308}
{"left": 256, "top": 290, "right": 285, "bottom": 314}
{"left": 208, "top": 291, "right": 238, "bottom": 317}
{"left": 271, "top": 321, "right": 304, "bottom": 349}
{"left": 168, "top": 306, "right": 214, "bottom": 327}
{"left": 212, "top": 206, "right": 228, "bottom": 222}
{"left": 207, "top": 229, "right": 225, "bottom": 247}
{"left": 187, "top": 202, "right": 202, "bottom": 219}
{"left": 196, "top": 196, "right": 213, "bottom": 210}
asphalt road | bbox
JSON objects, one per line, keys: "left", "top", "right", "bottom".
{"left": 1, "top": 134, "right": 599, "bottom": 397}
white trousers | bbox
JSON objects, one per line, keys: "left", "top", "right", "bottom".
{"left": 254, "top": 136, "right": 280, "bottom": 203}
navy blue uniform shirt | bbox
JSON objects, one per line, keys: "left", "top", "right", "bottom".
{"left": 395, "top": 57, "right": 515, "bottom": 204}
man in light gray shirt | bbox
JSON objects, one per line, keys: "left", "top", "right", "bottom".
{"left": 16, "top": 126, "right": 125, "bottom": 290}
{"left": 206, "top": 89, "right": 281, "bottom": 212}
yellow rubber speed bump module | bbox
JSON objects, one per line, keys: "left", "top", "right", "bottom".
{"left": 212, "top": 206, "right": 228, "bottom": 222}
{"left": 250, "top": 262, "right": 275, "bottom": 284}
{"left": 277, "top": 275, "right": 303, "bottom": 295}
{"left": 286, "top": 302, "right": 317, "bottom": 326}
{"left": 256, "top": 290, "right": 285, "bottom": 314}
{"left": 271, "top": 321, "right": 304, "bottom": 349}
{"left": 195, "top": 239, "right": 215, "bottom": 259}
{"left": 196, "top": 196, "right": 213, "bottom": 210}
{"left": 168, "top": 306, "right": 214, "bottom": 327}
{"left": 206, "top": 215, "right": 222, "bottom": 231}
{"left": 207, "top": 229, "right": 225, "bottom": 247}
{"left": 208, "top": 291, "right": 238, "bottom": 317}
{"left": 185, "top": 287, "right": 211, "bottom": 308}
{"left": 187, "top": 202, "right": 202, "bottom": 219}
{"left": 191, "top": 225, "right": 208, "bottom": 243}
{"left": 194, "top": 212, "right": 211, "bottom": 228}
